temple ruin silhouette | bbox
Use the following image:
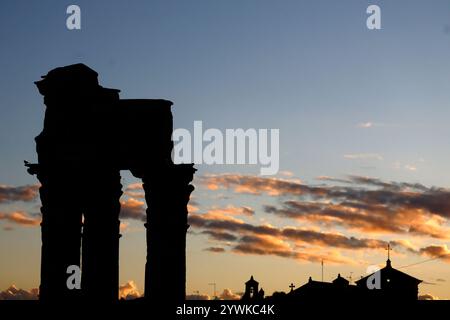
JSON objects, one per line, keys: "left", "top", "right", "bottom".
{"left": 25, "top": 63, "right": 196, "bottom": 303}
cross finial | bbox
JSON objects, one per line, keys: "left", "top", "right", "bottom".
{"left": 386, "top": 242, "right": 392, "bottom": 266}
{"left": 289, "top": 283, "right": 295, "bottom": 292}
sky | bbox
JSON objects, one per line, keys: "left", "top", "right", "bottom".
{"left": 1, "top": 0, "right": 450, "bottom": 300}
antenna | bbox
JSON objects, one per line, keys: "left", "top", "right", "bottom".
{"left": 321, "top": 259, "right": 324, "bottom": 282}
{"left": 386, "top": 242, "right": 391, "bottom": 261}
{"left": 208, "top": 282, "right": 217, "bottom": 298}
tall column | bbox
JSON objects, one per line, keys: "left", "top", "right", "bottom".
{"left": 32, "top": 167, "right": 83, "bottom": 302}
{"left": 81, "top": 169, "right": 122, "bottom": 302}
{"left": 141, "top": 163, "right": 196, "bottom": 304}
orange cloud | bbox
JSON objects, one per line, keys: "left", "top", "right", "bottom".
{"left": 0, "top": 211, "right": 40, "bottom": 227}
{"left": 265, "top": 201, "right": 450, "bottom": 239}
{"left": 0, "top": 285, "right": 39, "bottom": 300}
{"left": 219, "top": 289, "right": 241, "bottom": 300}
{"left": 190, "top": 211, "right": 450, "bottom": 264}
{"left": 120, "top": 198, "right": 146, "bottom": 221}
{"left": 201, "top": 174, "right": 450, "bottom": 240}
{"left": 419, "top": 244, "right": 450, "bottom": 261}
{"left": 418, "top": 293, "right": 439, "bottom": 300}
{"left": 189, "top": 213, "right": 391, "bottom": 264}
{"left": 124, "top": 183, "right": 145, "bottom": 199}
{"left": 119, "top": 281, "right": 141, "bottom": 300}
{"left": 207, "top": 205, "right": 254, "bottom": 217}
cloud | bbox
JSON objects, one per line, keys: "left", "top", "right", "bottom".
{"left": 120, "top": 222, "right": 129, "bottom": 233}
{"left": 124, "top": 183, "right": 145, "bottom": 199}
{"left": 204, "top": 247, "right": 226, "bottom": 253}
{"left": 188, "top": 204, "right": 199, "bottom": 213}
{"left": 357, "top": 122, "right": 373, "bottom": 128}
{"left": 201, "top": 230, "right": 237, "bottom": 241}
{"left": 186, "top": 289, "right": 240, "bottom": 300}
{"left": 418, "top": 293, "right": 438, "bottom": 300}
{"left": 233, "top": 234, "right": 296, "bottom": 258}
{"left": 0, "top": 184, "right": 39, "bottom": 203}
{"left": 207, "top": 205, "right": 254, "bottom": 217}
{"left": 356, "top": 122, "right": 395, "bottom": 129}
{"left": 120, "top": 198, "right": 146, "bottom": 221}
{"left": 189, "top": 213, "right": 388, "bottom": 264}
{"left": 0, "top": 211, "right": 40, "bottom": 227}
{"left": 198, "top": 174, "right": 450, "bottom": 264}
{"left": 404, "top": 164, "right": 417, "bottom": 171}
{"left": 201, "top": 174, "right": 450, "bottom": 239}
{"left": 199, "top": 174, "right": 306, "bottom": 196}
{"left": 190, "top": 213, "right": 387, "bottom": 250}
{"left": 316, "top": 176, "right": 352, "bottom": 184}
{"left": 126, "top": 183, "right": 143, "bottom": 191}
{"left": 186, "top": 293, "right": 210, "bottom": 300}
{"left": 264, "top": 200, "right": 450, "bottom": 239}
{"left": 0, "top": 285, "right": 38, "bottom": 300}
{"left": 219, "top": 289, "right": 241, "bottom": 300}
{"left": 344, "top": 153, "right": 383, "bottom": 161}
{"left": 119, "top": 281, "right": 141, "bottom": 300}
{"left": 279, "top": 171, "right": 294, "bottom": 177}
{"left": 419, "top": 245, "right": 450, "bottom": 261}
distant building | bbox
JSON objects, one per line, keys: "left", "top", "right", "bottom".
{"left": 289, "top": 274, "right": 359, "bottom": 301}
{"left": 241, "top": 276, "right": 265, "bottom": 301}
{"left": 356, "top": 258, "right": 422, "bottom": 301}
{"left": 254, "top": 258, "right": 422, "bottom": 302}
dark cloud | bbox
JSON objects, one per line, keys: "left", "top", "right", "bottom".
{"left": 201, "top": 230, "right": 237, "bottom": 241}
{"left": 0, "top": 184, "right": 39, "bottom": 203}
{"left": 264, "top": 199, "right": 449, "bottom": 239}
{"left": 204, "top": 247, "right": 226, "bottom": 253}
{"left": 189, "top": 213, "right": 388, "bottom": 264}
{"left": 190, "top": 211, "right": 450, "bottom": 264}
{"left": 190, "top": 213, "right": 387, "bottom": 251}
{"left": 202, "top": 174, "right": 450, "bottom": 239}
{"left": 233, "top": 235, "right": 296, "bottom": 258}
{"left": 418, "top": 245, "right": 450, "bottom": 261}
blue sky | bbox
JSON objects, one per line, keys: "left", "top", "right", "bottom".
{"left": 1, "top": 0, "right": 450, "bottom": 299}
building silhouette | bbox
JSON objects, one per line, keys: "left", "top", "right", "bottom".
{"left": 241, "top": 276, "right": 265, "bottom": 301}
{"left": 259, "top": 258, "right": 422, "bottom": 302}
{"left": 26, "top": 64, "right": 196, "bottom": 303}
{"left": 355, "top": 258, "right": 422, "bottom": 301}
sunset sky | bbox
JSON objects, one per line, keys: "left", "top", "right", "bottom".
{"left": 1, "top": 0, "right": 450, "bottom": 300}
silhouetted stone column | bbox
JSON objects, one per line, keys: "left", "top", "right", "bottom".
{"left": 29, "top": 64, "right": 122, "bottom": 302}
{"left": 35, "top": 168, "right": 83, "bottom": 301}
{"left": 141, "top": 164, "right": 196, "bottom": 304}
{"left": 81, "top": 169, "right": 122, "bottom": 302}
